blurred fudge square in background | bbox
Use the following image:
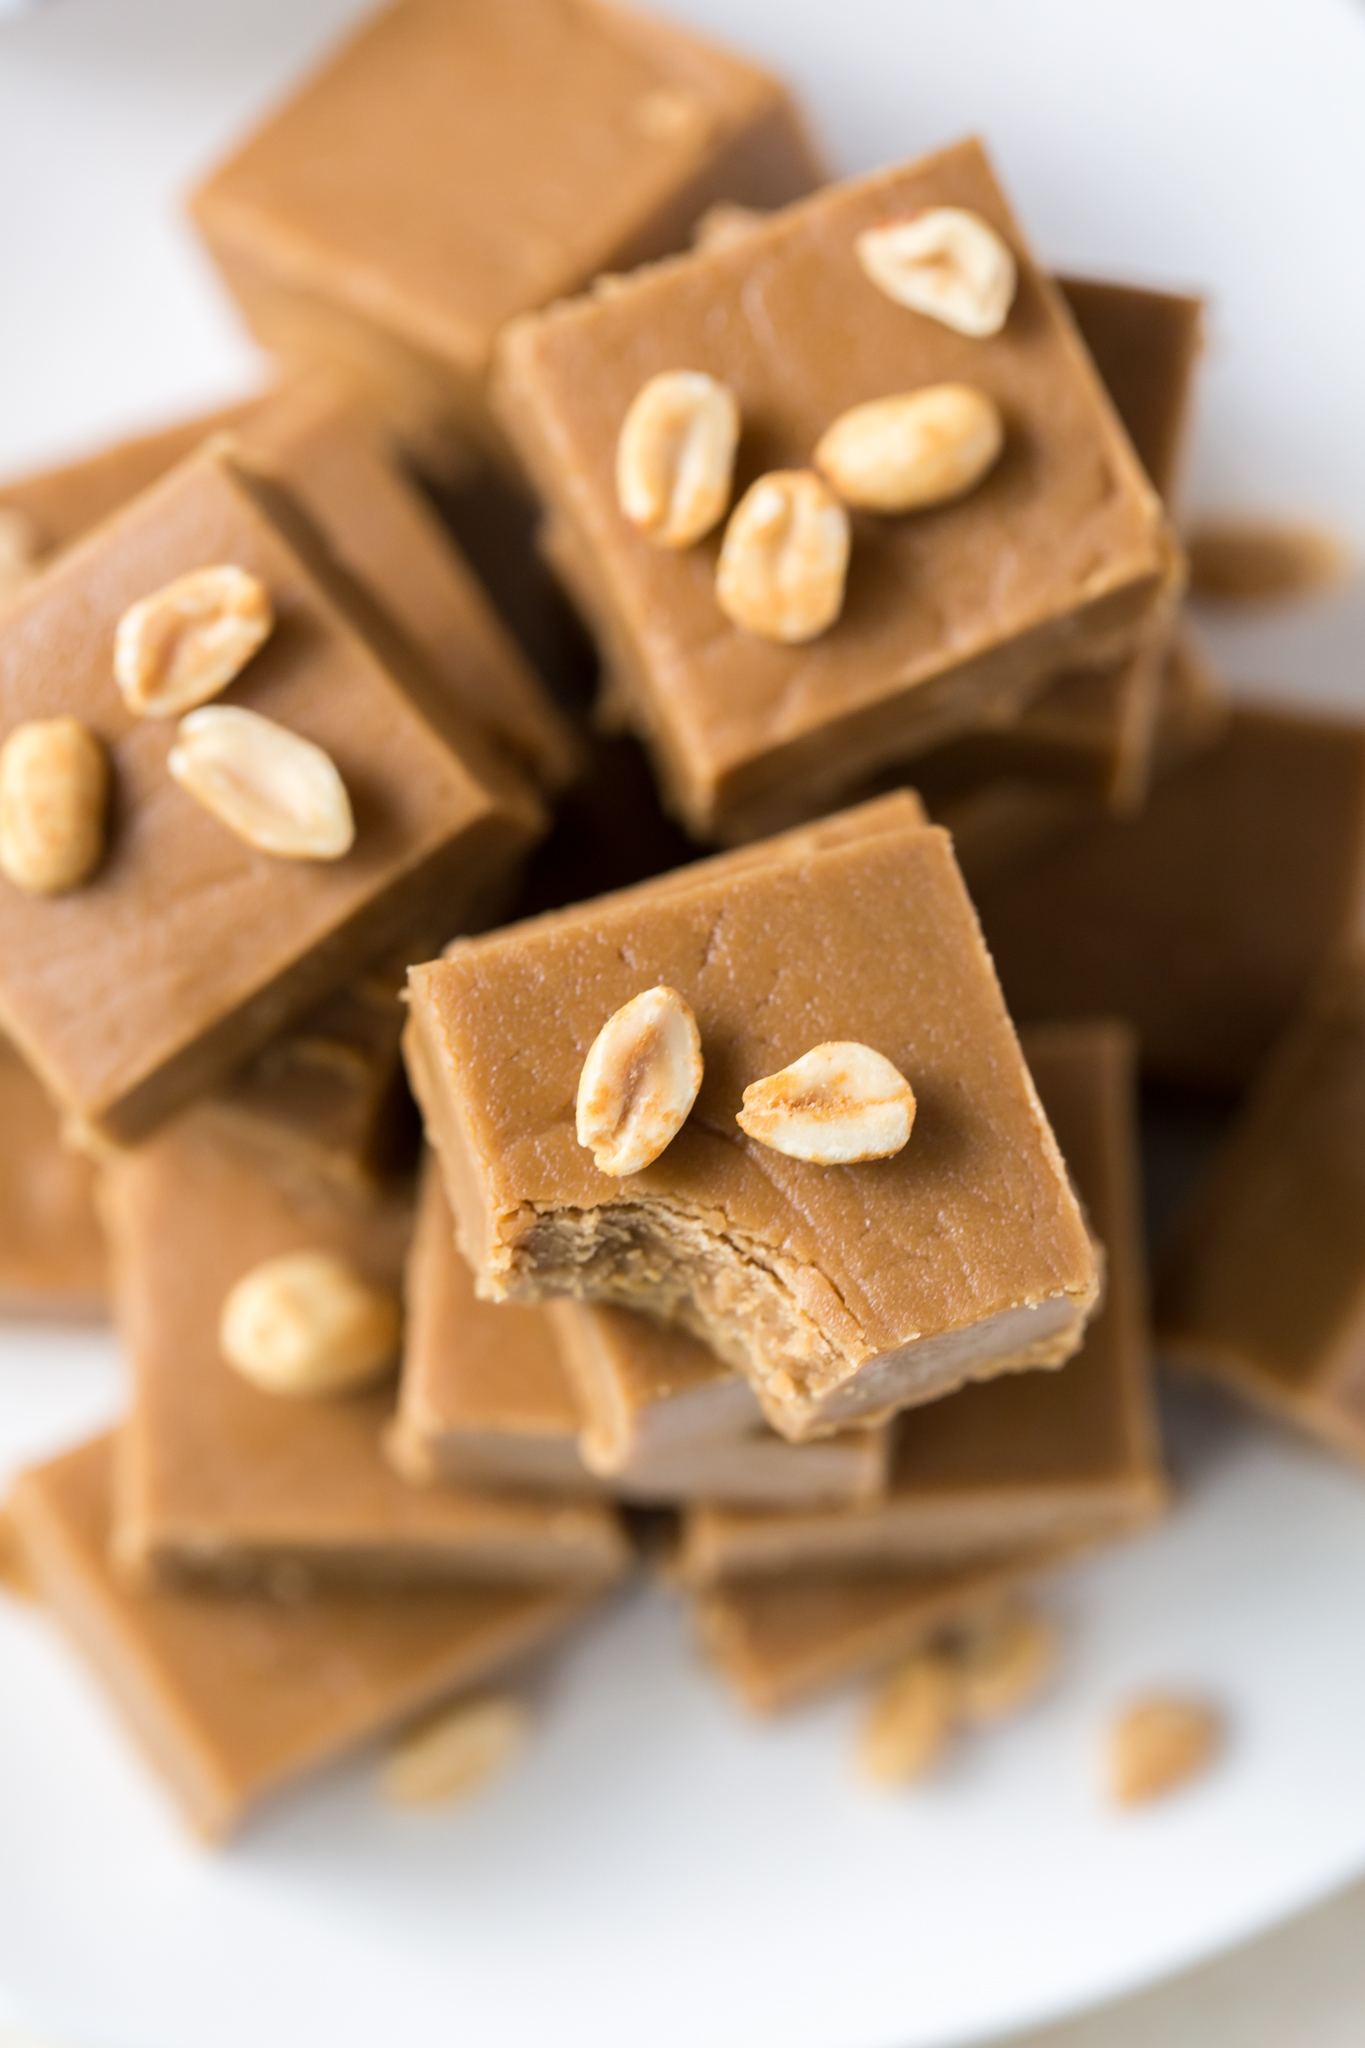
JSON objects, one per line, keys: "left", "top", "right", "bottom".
{"left": 406, "top": 817, "right": 1099, "bottom": 1442}
{"left": 1162, "top": 954, "right": 1365, "bottom": 1464}
{"left": 190, "top": 0, "right": 825, "bottom": 474}
{"left": 497, "top": 138, "right": 1179, "bottom": 843}
{"left": 0, "top": 441, "right": 543, "bottom": 1146}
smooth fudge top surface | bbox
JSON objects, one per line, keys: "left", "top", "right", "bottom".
{"left": 408, "top": 821, "right": 1095, "bottom": 1371}
{"left": 190, "top": 0, "right": 820, "bottom": 379}
{"left": 494, "top": 138, "right": 1175, "bottom": 817}
{"left": 972, "top": 704, "right": 1365, "bottom": 1090}
{"left": 10, "top": 1434, "right": 592, "bottom": 1840}
{"left": 108, "top": 1117, "right": 623, "bottom": 1579}
{"left": 0, "top": 442, "right": 541, "bottom": 1135}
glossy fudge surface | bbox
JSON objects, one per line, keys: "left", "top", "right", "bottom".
{"left": 11, "top": 1435, "right": 596, "bottom": 1839}
{"left": 407, "top": 821, "right": 1098, "bottom": 1441}
{"left": 0, "top": 1037, "right": 106, "bottom": 1319}
{"left": 0, "top": 442, "right": 543, "bottom": 1144}
{"left": 547, "top": 1298, "right": 891, "bottom": 1507}
{"left": 495, "top": 138, "right": 1177, "bottom": 840}
{"left": 190, "top": 0, "right": 822, "bottom": 468}
{"left": 0, "top": 378, "right": 579, "bottom": 797}
{"left": 108, "top": 1117, "right": 628, "bottom": 1593}
{"left": 678, "top": 1022, "right": 1164, "bottom": 1580}
{"left": 1161, "top": 956, "right": 1365, "bottom": 1463}
{"left": 391, "top": 1160, "right": 594, "bottom": 1494}
{"left": 972, "top": 706, "right": 1365, "bottom": 1091}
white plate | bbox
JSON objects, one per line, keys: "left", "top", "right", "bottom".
{"left": 2, "top": 3, "right": 1365, "bottom": 2044}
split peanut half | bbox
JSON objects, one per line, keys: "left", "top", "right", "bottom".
{"left": 576, "top": 985, "right": 703, "bottom": 1177}
{"left": 0, "top": 716, "right": 109, "bottom": 895}
{"left": 856, "top": 207, "right": 1017, "bottom": 338}
{"left": 169, "top": 705, "right": 355, "bottom": 860}
{"left": 716, "top": 469, "right": 850, "bottom": 643}
{"left": 114, "top": 564, "right": 273, "bottom": 718}
{"left": 219, "top": 1250, "right": 401, "bottom": 1397}
{"left": 815, "top": 385, "right": 1004, "bottom": 514}
{"left": 616, "top": 370, "right": 740, "bottom": 548}
{"left": 737, "top": 1041, "right": 916, "bottom": 1164}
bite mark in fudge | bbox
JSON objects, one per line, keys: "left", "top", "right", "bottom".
{"left": 0, "top": 440, "right": 544, "bottom": 1146}
{"left": 406, "top": 822, "right": 1099, "bottom": 1441}
{"left": 971, "top": 705, "right": 1365, "bottom": 1091}
{"left": 106, "top": 1112, "right": 629, "bottom": 1595}
{"left": 677, "top": 1021, "right": 1165, "bottom": 1580}
{"left": 1160, "top": 954, "right": 1365, "bottom": 1463}
{"left": 495, "top": 138, "right": 1179, "bottom": 841}
{"left": 10, "top": 1435, "right": 599, "bottom": 1839}
{"left": 189, "top": 0, "right": 824, "bottom": 471}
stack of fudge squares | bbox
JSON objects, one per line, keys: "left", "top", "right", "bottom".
{"left": 0, "top": 0, "right": 1356, "bottom": 1835}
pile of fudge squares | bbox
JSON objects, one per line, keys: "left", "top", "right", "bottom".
{"left": 0, "top": 0, "right": 1357, "bottom": 1836}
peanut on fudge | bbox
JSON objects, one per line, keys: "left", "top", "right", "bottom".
{"left": 0, "top": 440, "right": 544, "bottom": 1145}
{"left": 496, "top": 138, "right": 1180, "bottom": 841}
{"left": 406, "top": 815, "right": 1099, "bottom": 1441}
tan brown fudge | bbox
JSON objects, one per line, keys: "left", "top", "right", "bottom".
{"left": 0, "top": 375, "right": 580, "bottom": 797}
{"left": 394, "top": 1163, "right": 889, "bottom": 1506}
{"left": 1160, "top": 955, "right": 1365, "bottom": 1463}
{"left": 10, "top": 1435, "right": 600, "bottom": 1839}
{"left": 0, "top": 1035, "right": 106, "bottom": 1318}
{"left": 547, "top": 1298, "right": 892, "bottom": 1507}
{"left": 971, "top": 705, "right": 1365, "bottom": 1091}
{"left": 0, "top": 439, "right": 544, "bottom": 1146}
{"left": 497, "top": 137, "right": 1179, "bottom": 842}
{"left": 107, "top": 1116, "right": 628, "bottom": 1594}
{"left": 894, "top": 275, "right": 1204, "bottom": 816}
{"left": 406, "top": 818, "right": 1099, "bottom": 1441}
{"left": 190, "top": 0, "right": 824, "bottom": 473}
{"left": 677, "top": 1021, "right": 1164, "bottom": 1580}
{"left": 391, "top": 1158, "right": 596, "bottom": 1494}
{"left": 694, "top": 1549, "right": 1070, "bottom": 1714}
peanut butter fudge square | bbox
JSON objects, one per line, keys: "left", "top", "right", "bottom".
{"left": 0, "top": 439, "right": 544, "bottom": 1146}
{"left": 972, "top": 705, "right": 1365, "bottom": 1091}
{"left": 107, "top": 1116, "right": 628, "bottom": 1594}
{"left": 10, "top": 1435, "right": 599, "bottom": 1839}
{"left": 1160, "top": 955, "right": 1365, "bottom": 1465}
{"left": 190, "top": 0, "right": 824, "bottom": 473}
{"left": 0, "top": 1035, "right": 106, "bottom": 1320}
{"left": 547, "top": 1298, "right": 892, "bottom": 1508}
{"left": 406, "top": 821, "right": 1099, "bottom": 1441}
{"left": 0, "top": 375, "right": 580, "bottom": 797}
{"left": 495, "top": 138, "right": 1179, "bottom": 842}
{"left": 678, "top": 1022, "right": 1165, "bottom": 1581}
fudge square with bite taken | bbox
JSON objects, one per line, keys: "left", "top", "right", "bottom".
{"left": 189, "top": 0, "right": 824, "bottom": 473}
{"left": 0, "top": 439, "right": 544, "bottom": 1147}
{"left": 495, "top": 137, "right": 1180, "bottom": 842}
{"left": 405, "top": 813, "right": 1099, "bottom": 1442}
